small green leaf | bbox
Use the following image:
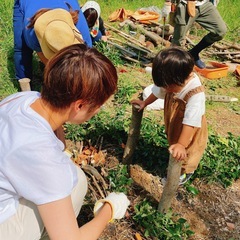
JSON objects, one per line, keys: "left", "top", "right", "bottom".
{"left": 186, "top": 185, "right": 199, "bottom": 195}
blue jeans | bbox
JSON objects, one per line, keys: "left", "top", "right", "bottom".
{"left": 13, "top": 0, "right": 33, "bottom": 80}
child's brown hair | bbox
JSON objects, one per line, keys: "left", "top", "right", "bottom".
{"left": 152, "top": 47, "right": 194, "bottom": 88}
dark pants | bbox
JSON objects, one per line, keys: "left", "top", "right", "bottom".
{"left": 13, "top": 0, "right": 33, "bottom": 80}
{"left": 172, "top": 1, "right": 227, "bottom": 46}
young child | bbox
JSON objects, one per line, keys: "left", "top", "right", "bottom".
{"left": 131, "top": 47, "right": 208, "bottom": 185}
{"left": 81, "top": 1, "right": 107, "bottom": 43}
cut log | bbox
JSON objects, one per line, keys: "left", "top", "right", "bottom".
{"left": 123, "top": 104, "right": 143, "bottom": 164}
{"left": 158, "top": 155, "right": 182, "bottom": 213}
{"left": 129, "top": 164, "right": 163, "bottom": 201}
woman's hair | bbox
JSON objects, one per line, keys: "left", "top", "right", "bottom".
{"left": 152, "top": 47, "right": 194, "bottom": 88}
{"left": 83, "top": 8, "right": 98, "bottom": 28}
{"left": 41, "top": 44, "right": 118, "bottom": 111}
{"left": 27, "top": 3, "right": 79, "bottom": 28}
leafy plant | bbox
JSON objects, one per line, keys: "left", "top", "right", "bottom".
{"left": 94, "top": 41, "right": 123, "bottom": 66}
{"left": 133, "top": 200, "right": 194, "bottom": 239}
{"left": 107, "top": 164, "right": 133, "bottom": 194}
{"left": 65, "top": 108, "right": 130, "bottom": 144}
{"left": 195, "top": 132, "right": 240, "bottom": 187}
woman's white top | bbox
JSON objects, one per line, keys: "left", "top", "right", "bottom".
{"left": 0, "top": 91, "right": 78, "bottom": 223}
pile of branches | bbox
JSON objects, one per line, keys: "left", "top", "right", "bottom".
{"left": 210, "top": 40, "right": 240, "bottom": 64}
{"left": 104, "top": 19, "right": 240, "bottom": 66}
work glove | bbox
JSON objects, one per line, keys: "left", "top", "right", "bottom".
{"left": 161, "top": 1, "right": 172, "bottom": 18}
{"left": 94, "top": 192, "right": 130, "bottom": 221}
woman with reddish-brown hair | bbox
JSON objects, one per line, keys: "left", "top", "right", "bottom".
{"left": 0, "top": 44, "right": 130, "bottom": 240}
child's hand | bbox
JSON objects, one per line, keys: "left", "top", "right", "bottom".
{"left": 169, "top": 143, "right": 187, "bottom": 161}
{"left": 130, "top": 99, "right": 145, "bottom": 111}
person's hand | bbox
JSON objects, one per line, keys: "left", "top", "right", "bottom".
{"left": 94, "top": 192, "right": 130, "bottom": 220}
{"left": 130, "top": 99, "right": 145, "bottom": 111}
{"left": 162, "top": 1, "right": 171, "bottom": 18}
{"left": 101, "top": 35, "right": 108, "bottom": 42}
{"left": 169, "top": 143, "right": 187, "bottom": 161}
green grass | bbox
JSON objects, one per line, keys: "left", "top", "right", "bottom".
{"left": 0, "top": 0, "right": 16, "bottom": 98}
{"left": 0, "top": 0, "right": 239, "bottom": 99}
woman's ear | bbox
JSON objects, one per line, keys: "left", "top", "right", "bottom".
{"left": 74, "top": 100, "right": 83, "bottom": 112}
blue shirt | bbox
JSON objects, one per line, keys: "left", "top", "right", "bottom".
{"left": 19, "top": 0, "right": 92, "bottom": 51}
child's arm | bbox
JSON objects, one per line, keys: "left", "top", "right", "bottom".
{"left": 131, "top": 93, "right": 158, "bottom": 111}
{"left": 169, "top": 124, "right": 195, "bottom": 161}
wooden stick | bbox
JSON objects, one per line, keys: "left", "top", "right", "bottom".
{"left": 123, "top": 104, "right": 143, "bottom": 164}
{"left": 158, "top": 155, "right": 182, "bottom": 213}
{"left": 105, "top": 23, "right": 146, "bottom": 46}
{"left": 210, "top": 51, "right": 240, "bottom": 55}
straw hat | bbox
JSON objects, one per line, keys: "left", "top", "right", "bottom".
{"left": 81, "top": 1, "right": 101, "bottom": 18}
{"left": 34, "top": 8, "right": 83, "bottom": 59}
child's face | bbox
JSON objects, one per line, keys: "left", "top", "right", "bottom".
{"left": 163, "top": 73, "right": 193, "bottom": 93}
{"left": 164, "top": 84, "right": 184, "bottom": 93}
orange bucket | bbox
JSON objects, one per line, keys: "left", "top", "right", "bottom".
{"left": 194, "top": 61, "right": 229, "bottom": 79}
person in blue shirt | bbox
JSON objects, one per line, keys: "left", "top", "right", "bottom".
{"left": 13, "top": 0, "right": 92, "bottom": 80}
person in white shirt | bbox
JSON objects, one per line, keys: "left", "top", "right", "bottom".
{"left": 131, "top": 47, "right": 208, "bottom": 185}
{"left": 0, "top": 44, "right": 130, "bottom": 240}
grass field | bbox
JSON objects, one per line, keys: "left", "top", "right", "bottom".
{"left": 0, "top": 0, "right": 239, "bottom": 99}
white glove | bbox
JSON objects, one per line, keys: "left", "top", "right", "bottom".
{"left": 161, "top": 1, "right": 171, "bottom": 18}
{"left": 94, "top": 192, "right": 130, "bottom": 221}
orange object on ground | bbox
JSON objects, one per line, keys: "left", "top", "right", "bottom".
{"left": 194, "top": 61, "right": 229, "bottom": 79}
{"left": 108, "top": 8, "right": 133, "bottom": 22}
{"left": 130, "top": 10, "right": 160, "bottom": 24}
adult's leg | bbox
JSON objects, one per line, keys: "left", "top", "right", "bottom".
{"left": 0, "top": 198, "right": 44, "bottom": 240}
{"left": 40, "top": 165, "right": 88, "bottom": 240}
{"left": 188, "top": 2, "right": 227, "bottom": 68}
{"left": 171, "top": 2, "right": 197, "bottom": 46}
{"left": 13, "top": 0, "right": 33, "bottom": 80}
{"left": 0, "top": 165, "right": 88, "bottom": 240}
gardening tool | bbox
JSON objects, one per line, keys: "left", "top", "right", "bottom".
{"left": 162, "top": 16, "right": 166, "bottom": 47}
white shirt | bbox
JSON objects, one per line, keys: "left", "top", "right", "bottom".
{"left": 0, "top": 92, "right": 78, "bottom": 223}
{"left": 181, "top": 0, "right": 208, "bottom": 7}
{"left": 152, "top": 73, "right": 205, "bottom": 127}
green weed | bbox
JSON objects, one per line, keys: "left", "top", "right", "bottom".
{"left": 196, "top": 132, "right": 240, "bottom": 187}
{"left": 107, "top": 164, "right": 133, "bottom": 194}
{"left": 94, "top": 41, "right": 124, "bottom": 66}
{"left": 133, "top": 200, "right": 194, "bottom": 239}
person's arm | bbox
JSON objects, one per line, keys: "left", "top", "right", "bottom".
{"left": 178, "top": 124, "right": 195, "bottom": 148}
{"left": 99, "top": 17, "right": 106, "bottom": 36}
{"left": 169, "top": 124, "right": 195, "bottom": 161}
{"left": 131, "top": 93, "right": 158, "bottom": 111}
{"left": 76, "top": 7, "right": 92, "bottom": 47}
{"left": 38, "top": 196, "right": 112, "bottom": 240}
